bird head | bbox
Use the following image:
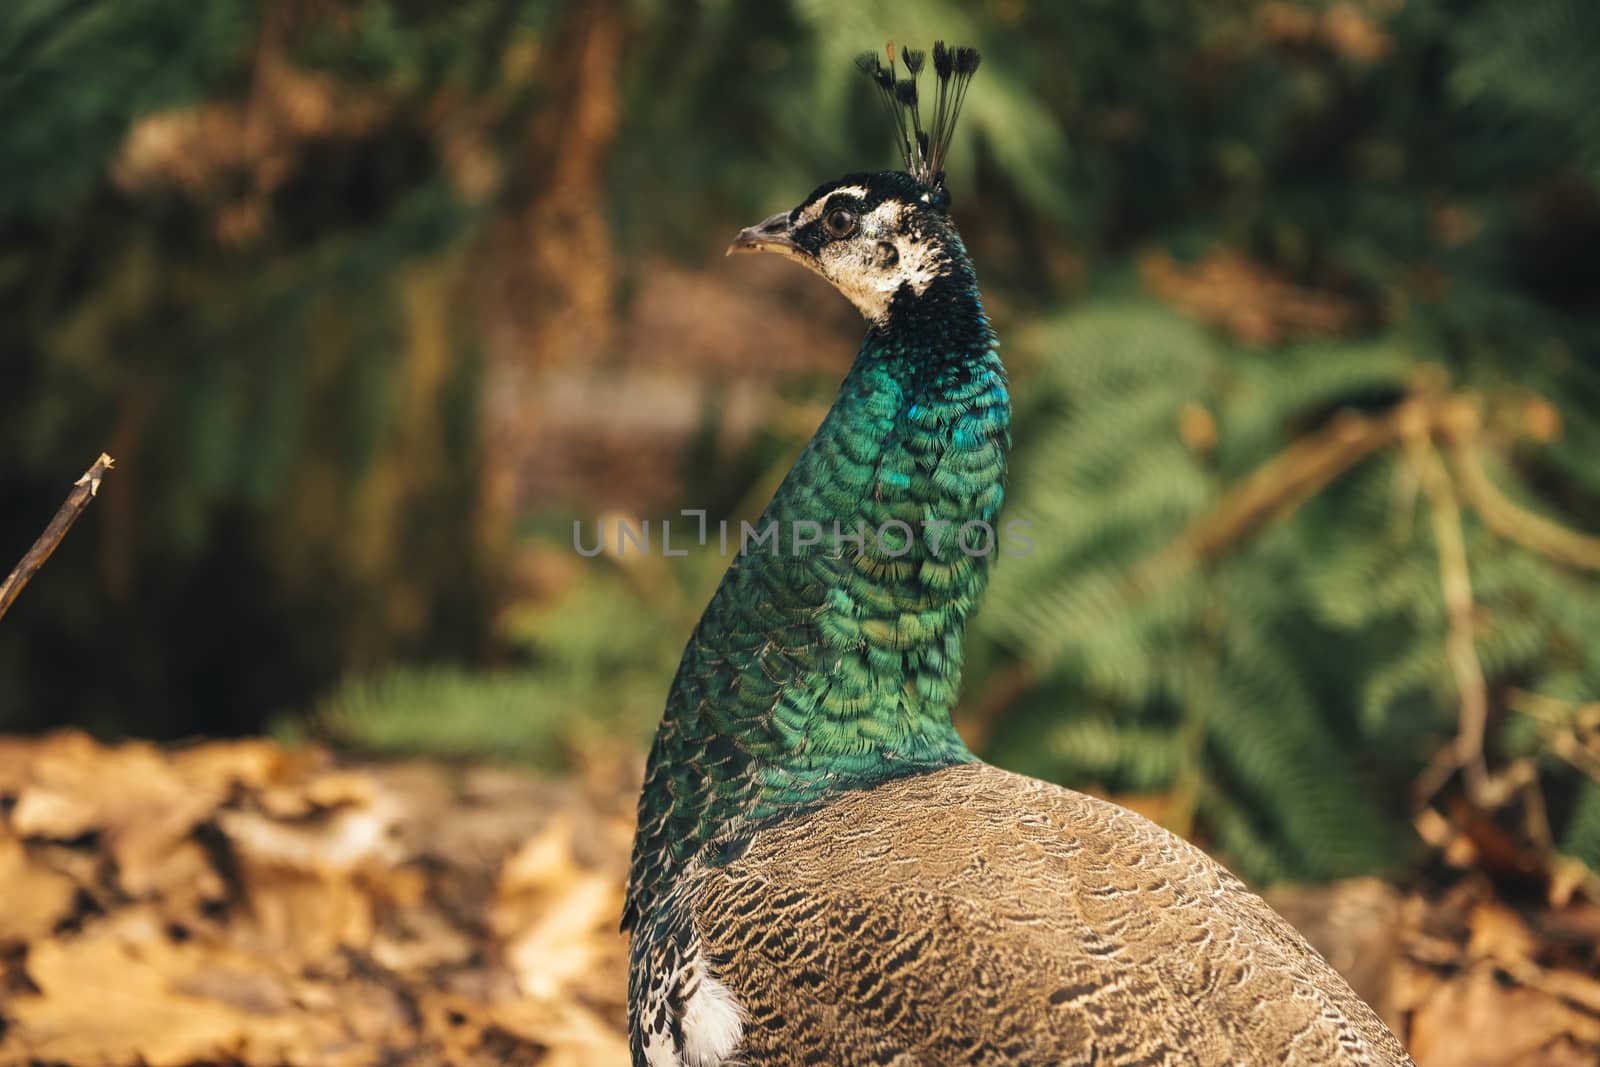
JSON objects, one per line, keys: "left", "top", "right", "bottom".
{"left": 727, "top": 171, "right": 965, "bottom": 325}
{"left": 726, "top": 42, "right": 981, "bottom": 326}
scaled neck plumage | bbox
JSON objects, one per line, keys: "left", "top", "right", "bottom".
{"left": 624, "top": 225, "right": 1009, "bottom": 934}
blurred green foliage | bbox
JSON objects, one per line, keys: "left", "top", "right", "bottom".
{"left": 298, "top": 553, "right": 718, "bottom": 765}
{"left": 4, "top": 0, "right": 1600, "bottom": 884}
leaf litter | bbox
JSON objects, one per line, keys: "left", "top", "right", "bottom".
{"left": 1, "top": 732, "right": 1597, "bottom": 1066}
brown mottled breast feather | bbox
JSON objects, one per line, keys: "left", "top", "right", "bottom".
{"left": 692, "top": 762, "right": 1414, "bottom": 1066}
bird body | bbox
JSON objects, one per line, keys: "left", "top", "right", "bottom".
{"left": 625, "top": 174, "right": 1006, "bottom": 941}
{"left": 625, "top": 43, "right": 1413, "bottom": 1067}
{"left": 683, "top": 762, "right": 1409, "bottom": 1065}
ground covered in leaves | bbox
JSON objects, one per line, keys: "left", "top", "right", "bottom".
{"left": 0, "top": 733, "right": 633, "bottom": 1066}
{"left": 1, "top": 734, "right": 1597, "bottom": 1067}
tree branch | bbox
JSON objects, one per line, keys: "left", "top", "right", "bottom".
{"left": 968, "top": 381, "right": 1600, "bottom": 765}
{"left": 1124, "top": 403, "right": 1411, "bottom": 603}
{"left": 1403, "top": 417, "right": 1491, "bottom": 806}
{"left": 0, "top": 453, "right": 116, "bottom": 621}
{"left": 1442, "top": 410, "right": 1600, "bottom": 571}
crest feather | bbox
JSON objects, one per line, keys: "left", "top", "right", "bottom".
{"left": 856, "top": 40, "right": 981, "bottom": 196}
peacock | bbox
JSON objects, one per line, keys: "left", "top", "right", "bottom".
{"left": 624, "top": 42, "right": 1415, "bottom": 1067}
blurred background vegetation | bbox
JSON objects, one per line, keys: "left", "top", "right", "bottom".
{"left": 4, "top": 0, "right": 1599, "bottom": 888}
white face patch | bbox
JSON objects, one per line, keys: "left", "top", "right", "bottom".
{"left": 812, "top": 200, "right": 949, "bottom": 324}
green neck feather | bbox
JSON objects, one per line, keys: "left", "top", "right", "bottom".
{"left": 625, "top": 245, "right": 1009, "bottom": 931}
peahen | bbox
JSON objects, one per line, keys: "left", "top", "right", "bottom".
{"left": 624, "top": 42, "right": 1415, "bottom": 1067}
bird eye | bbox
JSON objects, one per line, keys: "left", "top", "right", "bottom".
{"left": 824, "top": 207, "right": 858, "bottom": 237}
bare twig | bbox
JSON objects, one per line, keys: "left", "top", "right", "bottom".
{"left": 965, "top": 405, "right": 1409, "bottom": 739}
{"left": 1520, "top": 770, "right": 1555, "bottom": 853}
{"left": 973, "top": 380, "right": 1600, "bottom": 766}
{"left": 1169, "top": 388, "right": 1600, "bottom": 578}
{"left": 1403, "top": 415, "right": 1491, "bottom": 806}
{"left": 1124, "top": 401, "right": 1420, "bottom": 609}
{"left": 1176, "top": 408, "right": 1405, "bottom": 565}
{"left": 1510, "top": 690, "right": 1600, "bottom": 782}
{"left": 973, "top": 401, "right": 1421, "bottom": 737}
{"left": 1443, "top": 413, "right": 1600, "bottom": 572}
{"left": 0, "top": 453, "right": 115, "bottom": 621}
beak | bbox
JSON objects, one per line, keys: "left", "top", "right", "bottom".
{"left": 727, "top": 211, "right": 800, "bottom": 258}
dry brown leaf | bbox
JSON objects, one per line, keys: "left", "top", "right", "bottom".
{"left": 2, "top": 731, "right": 286, "bottom": 899}
{"left": 503, "top": 870, "right": 621, "bottom": 1001}
{"left": 1531, "top": 968, "right": 1600, "bottom": 1017}
{"left": 7, "top": 733, "right": 1594, "bottom": 1067}
{"left": 0, "top": 735, "right": 639, "bottom": 1067}
{"left": 1259, "top": 0, "right": 1393, "bottom": 63}
{"left": 1408, "top": 966, "right": 1600, "bottom": 1066}
{"left": 4, "top": 908, "right": 363, "bottom": 1067}
{"left": 120, "top": 837, "right": 225, "bottom": 903}
{"left": 257, "top": 769, "right": 378, "bottom": 820}
{"left": 237, "top": 869, "right": 379, "bottom": 962}
{"left": 171, "top": 737, "right": 291, "bottom": 793}
{"left": 0, "top": 828, "right": 80, "bottom": 943}
{"left": 1467, "top": 900, "right": 1539, "bottom": 972}
{"left": 494, "top": 817, "right": 628, "bottom": 1002}
{"left": 1389, "top": 954, "right": 1442, "bottom": 1019}
{"left": 10, "top": 778, "right": 101, "bottom": 839}
{"left": 488, "top": 997, "right": 632, "bottom": 1067}
{"left": 1321, "top": 2, "right": 1391, "bottom": 63}
{"left": 370, "top": 911, "right": 478, "bottom": 976}
{"left": 219, "top": 792, "right": 400, "bottom": 873}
